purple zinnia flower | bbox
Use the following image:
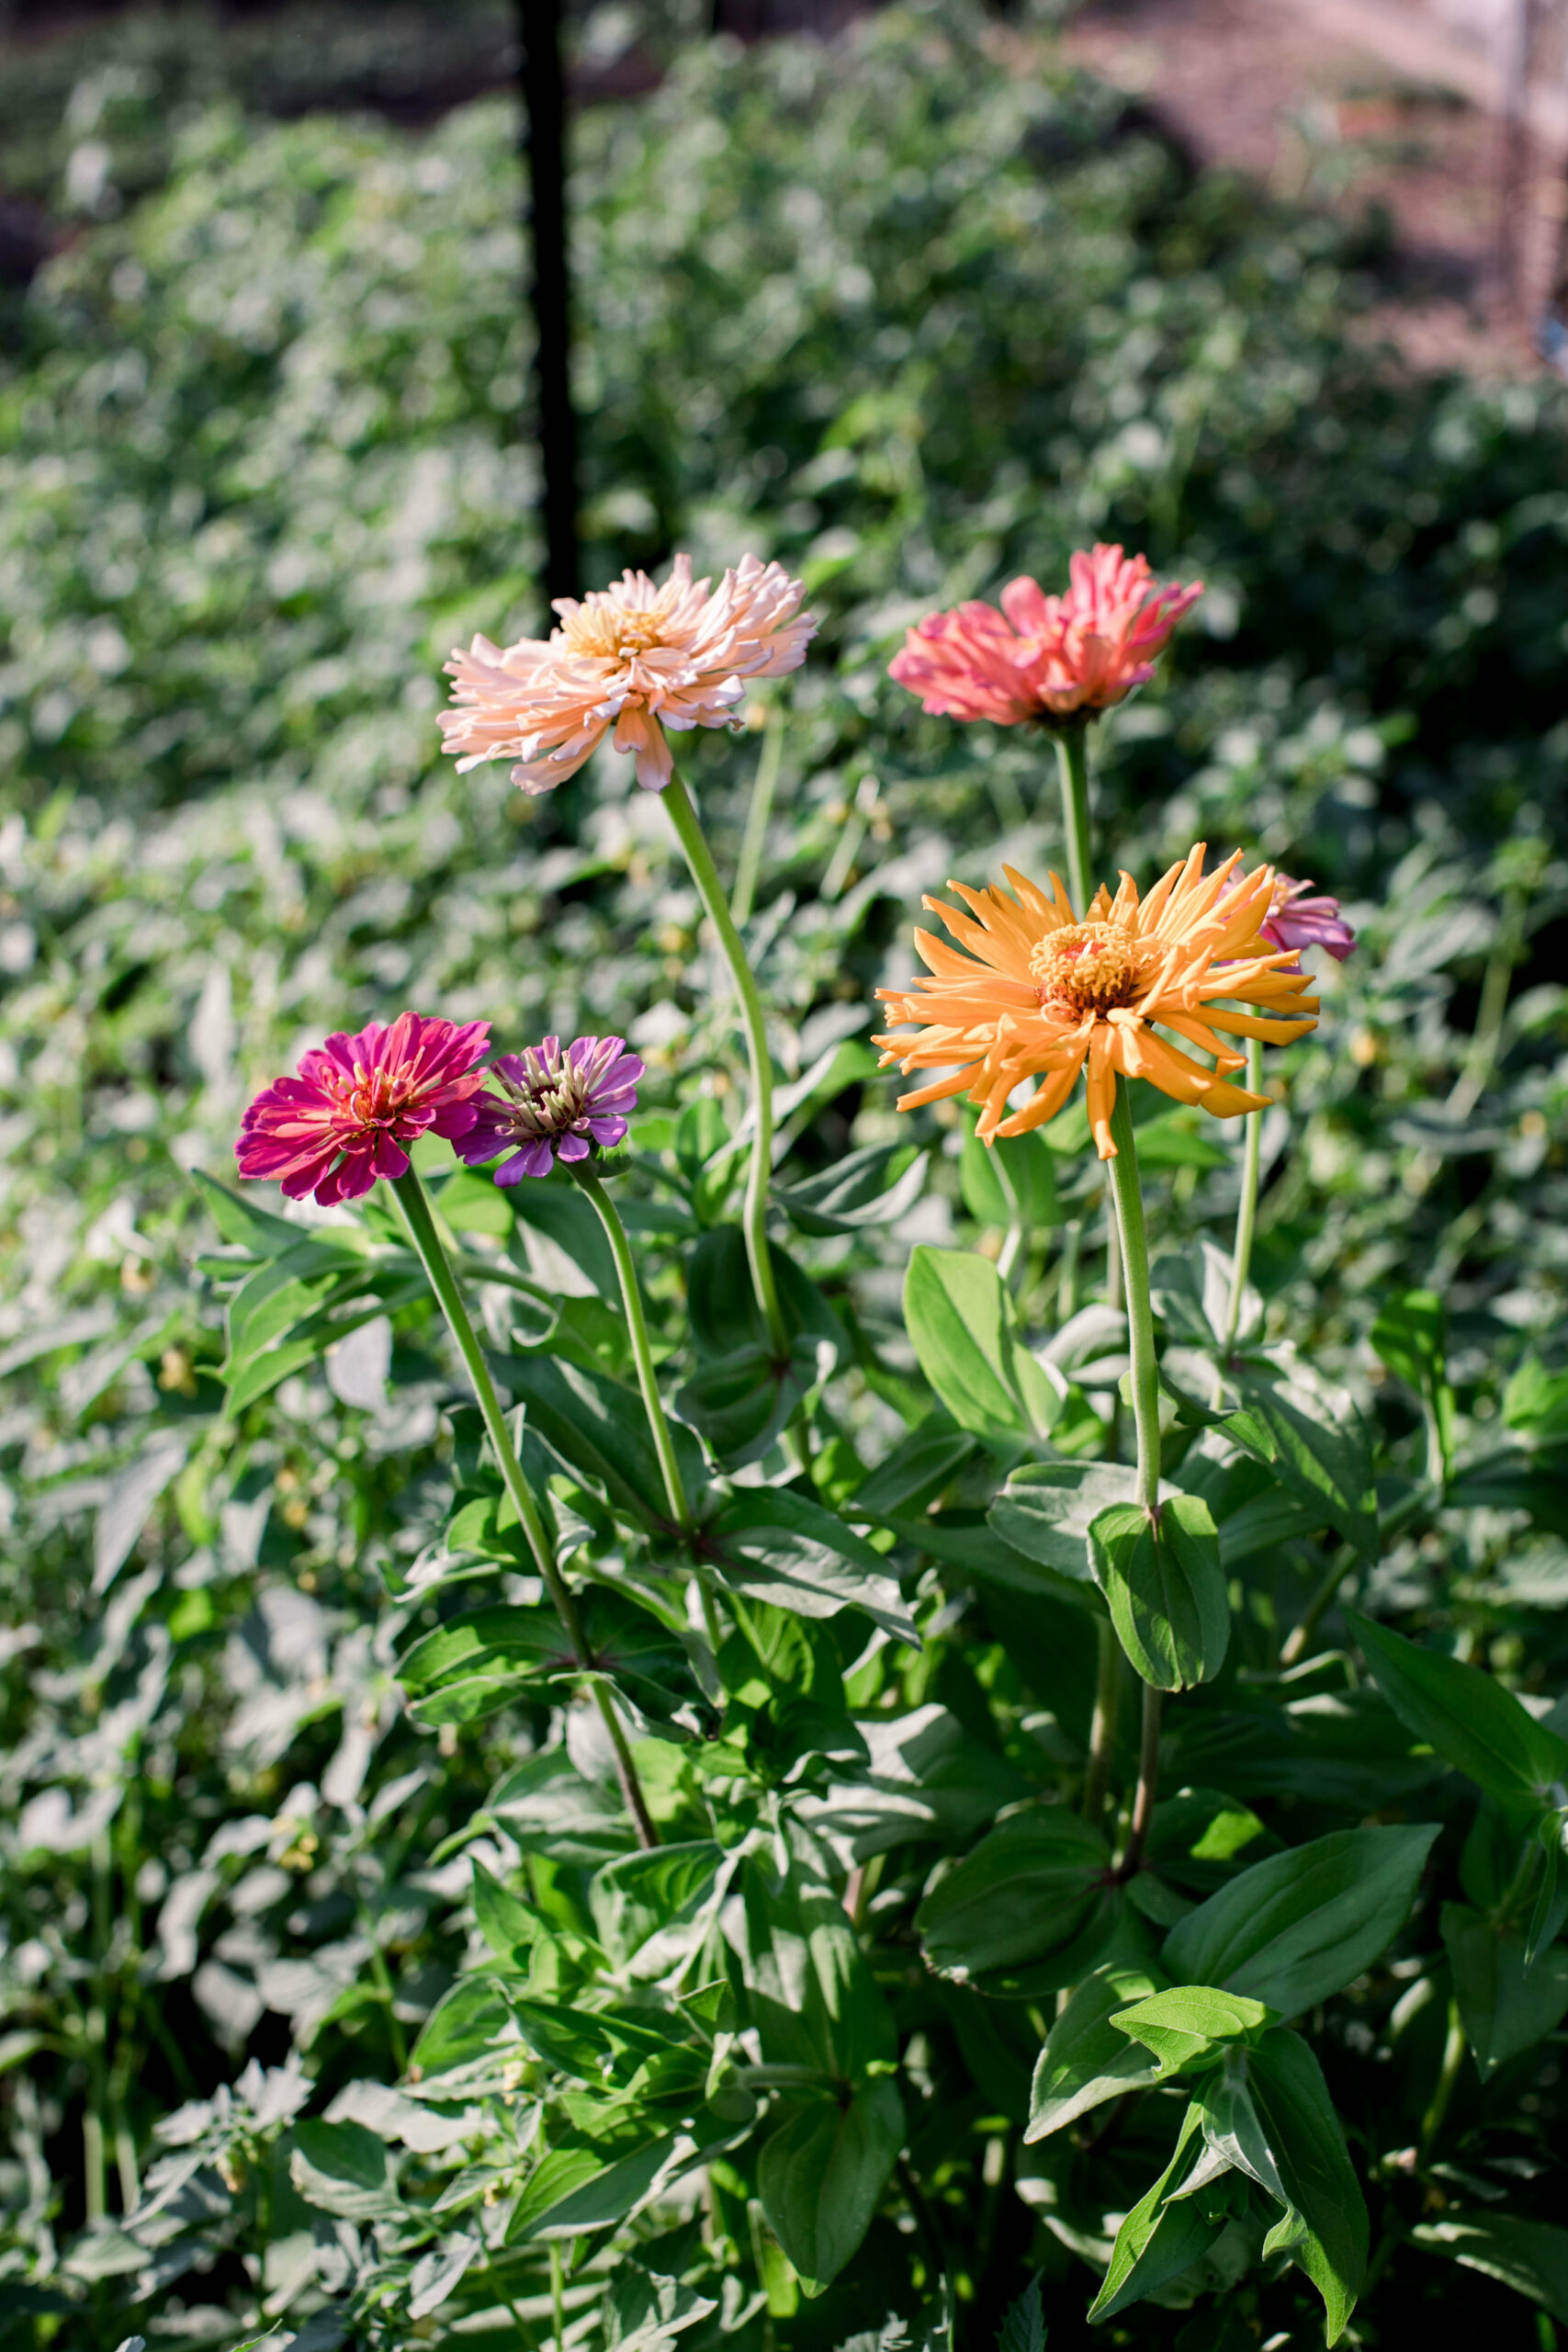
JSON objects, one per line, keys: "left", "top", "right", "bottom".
{"left": 1261, "top": 876, "right": 1356, "bottom": 965}
{"left": 457, "top": 1035, "right": 645, "bottom": 1184}
{"left": 235, "top": 1012, "right": 491, "bottom": 1205}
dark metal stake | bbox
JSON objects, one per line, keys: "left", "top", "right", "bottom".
{"left": 518, "top": 0, "right": 578, "bottom": 607}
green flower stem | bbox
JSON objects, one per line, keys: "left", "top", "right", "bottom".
{"left": 1080, "top": 1617, "right": 1122, "bottom": 1831}
{"left": 572, "top": 1166, "right": 692, "bottom": 1538}
{"left": 1416, "top": 1996, "right": 1468, "bottom": 2169}
{"left": 1220, "top": 1034, "right": 1265, "bottom": 1359}
{"left": 1279, "top": 1541, "right": 1355, "bottom": 1669}
{"left": 389, "top": 1166, "right": 660, "bottom": 1850}
{"left": 1053, "top": 719, "right": 1093, "bottom": 915}
{"left": 1105, "top": 1078, "right": 1161, "bottom": 1514}
{"left": 730, "top": 699, "right": 784, "bottom": 929}
{"left": 1104, "top": 1079, "right": 1165, "bottom": 1856}
{"left": 662, "top": 766, "right": 788, "bottom": 1361}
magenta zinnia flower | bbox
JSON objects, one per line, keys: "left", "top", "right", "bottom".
{"left": 438, "top": 553, "right": 815, "bottom": 795}
{"left": 455, "top": 1035, "right": 645, "bottom": 1183}
{"left": 236, "top": 1012, "right": 491, "bottom": 1204}
{"left": 1260, "top": 876, "right": 1356, "bottom": 964}
{"left": 889, "top": 544, "right": 1203, "bottom": 725}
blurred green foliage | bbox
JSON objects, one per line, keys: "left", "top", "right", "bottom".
{"left": 2, "top": 3, "right": 1567, "bottom": 2347}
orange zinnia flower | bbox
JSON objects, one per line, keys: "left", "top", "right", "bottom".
{"left": 874, "top": 848, "right": 1319, "bottom": 1160}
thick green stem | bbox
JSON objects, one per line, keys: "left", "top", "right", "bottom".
{"left": 573, "top": 1169, "right": 691, "bottom": 1537}
{"left": 1222, "top": 1035, "right": 1265, "bottom": 1355}
{"left": 662, "top": 767, "right": 788, "bottom": 1359}
{"left": 1417, "top": 1997, "right": 1468, "bottom": 2168}
{"left": 1120, "top": 1680, "right": 1163, "bottom": 1881}
{"left": 389, "top": 1168, "right": 659, "bottom": 1850}
{"left": 1080, "top": 1616, "right": 1122, "bottom": 1830}
{"left": 1053, "top": 720, "right": 1094, "bottom": 916}
{"left": 731, "top": 701, "right": 784, "bottom": 929}
{"left": 1105, "top": 1080, "right": 1161, "bottom": 1513}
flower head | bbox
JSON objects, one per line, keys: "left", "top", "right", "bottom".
{"left": 456, "top": 1035, "right": 645, "bottom": 1184}
{"left": 236, "top": 1012, "right": 491, "bottom": 1204}
{"left": 1260, "top": 875, "right": 1356, "bottom": 964}
{"left": 874, "top": 848, "right": 1318, "bottom": 1160}
{"left": 439, "top": 553, "right": 815, "bottom": 796}
{"left": 888, "top": 543, "right": 1203, "bottom": 725}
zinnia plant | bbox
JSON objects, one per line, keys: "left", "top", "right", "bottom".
{"left": 440, "top": 552, "right": 818, "bottom": 1366}
{"left": 234, "top": 1011, "right": 491, "bottom": 1203}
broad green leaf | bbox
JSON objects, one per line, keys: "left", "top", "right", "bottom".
{"left": 1025, "top": 1960, "right": 1163, "bottom": 2141}
{"left": 1225, "top": 1363, "right": 1378, "bottom": 1561}
{"left": 1247, "top": 2028, "right": 1368, "bottom": 2345}
{"left": 705, "top": 1486, "right": 917, "bottom": 1643}
{"left": 1370, "top": 1288, "right": 1447, "bottom": 1396}
{"left": 852, "top": 1417, "right": 978, "bottom": 1518}
{"left": 958, "top": 1125, "right": 1057, "bottom": 1231}
{"left": 1144, "top": 1788, "right": 1278, "bottom": 1894}
{"left": 1412, "top": 2213, "right": 1568, "bottom": 2321}
{"left": 757, "top": 2076, "right": 905, "bottom": 2296}
{"left": 1503, "top": 1358, "right": 1568, "bottom": 1445}
{"left": 289, "top": 2118, "right": 403, "bottom": 2222}
{"left": 471, "top": 1863, "right": 542, "bottom": 1973}
{"left": 191, "top": 1168, "right": 306, "bottom": 1255}
{"left": 879, "top": 1506, "right": 1095, "bottom": 1610}
{"left": 903, "top": 1246, "right": 1061, "bottom": 1444}
{"left": 507, "top": 2130, "right": 695, "bottom": 2242}
{"left": 487, "top": 1747, "right": 637, "bottom": 1867}
{"left": 604, "top": 2262, "right": 717, "bottom": 2352}
{"left": 408, "top": 1975, "right": 514, "bottom": 2079}
{"left": 686, "top": 1225, "right": 843, "bottom": 1365}
{"left": 725, "top": 1820, "right": 896, "bottom": 2081}
{"left": 1088, "top": 2102, "right": 1225, "bottom": 2321}
{"left": 396, "top": 1589, "right": 707, "bottom": 1734}
{"left": 1163, "top": 1824, "right": 1438, "bottom": 2018}
{"left": 1348, "top": 1611, "right": 1568, "bottom": 1804}
{"left": 589, "top": 1842, "right": 724, "bottom": 1973}
{"left": 1440, "top": 1902, "right": 1568, "bottom": 2081}
{"left": 917, "top": 1809, "right": 1114, "bottom": 1989}
{"left": 1089, "top": 1494, "right": 1229, "bottom": 1690}
{"left": 994, "top": 2276, "right": 1044, "bottom": 2352}
{"left": 675, "top": 1335, "right": 825, "bottom": 1466}
{"left": 1110, "top": 1985, "right": 1279, "bottom": 2079}
{"left": 776, "top": 1141, "right": 928, "bottom": 1234}
{"left": 491, "top": 1351, "right": 705, "bottom": 1530}
{"left": 988, "top": 1459, "right": 1139, "bottom": 1584}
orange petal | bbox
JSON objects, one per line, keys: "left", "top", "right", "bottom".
{"left": 1199, "top": 1078, "right": 1271, "bottom": 1120}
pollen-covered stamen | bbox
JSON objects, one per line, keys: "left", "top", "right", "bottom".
{"left": 560, "top": 602, "right": 674, "bottom": 662}
{"left": 1030, "top": 921, "right": 1152, "bottom": 1016}
{"left": 491, "top": 1050, "right": 597, "bottom": 1139}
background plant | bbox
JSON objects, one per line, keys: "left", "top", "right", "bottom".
{"left": 2, "top": 4, "right": 1568, "bottom": 2348}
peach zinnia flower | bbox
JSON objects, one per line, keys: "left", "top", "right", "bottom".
{"left": 439, "top": 553, "right": 815, "bottom": 795}
{"left": 888, "top": 544, "right": 1202, "bottom": 725}
{"left": 874, "top": 848, "right": 1318, "bottom": 1160}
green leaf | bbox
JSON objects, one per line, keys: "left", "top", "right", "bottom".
{"left": 852, "top": 1416, "right": 978, "bottom": 1517}
{"left": 705, "top": 1486, "right": 917, "bottom": 1643}
{"left": 877, "top": 1506, "right": 1093, "bottom": 1610}
{"left": 917, "top": 1810, "right": 1115, "bottom": 1991}
{"left": 1440, "top": 1902, "right": 1568, "bottom": 2080}
{"left": 995, "top": 2276, "right": 1045, "bottom": 2352}
{"left": 686, "top": 1225, "right": 844, "bottom": 1366}
{"left": 757, "top": 2076, "right": 905, "bottom": 2296}
{"left": 1089, "top": 1495, "right": 1229, "bottom": 1691}
{"left": 675, "top": 1336, "right": 825, "bottom": 1467}
{"left": 191, "top": 1167, "right": 305, "bottom": 1255}
{"left": 726, "top": 1820, "right": 896, "bottom": 2080}
{"left": 903, "top": 1247, "right": 1061, "bottom": 1444}
{"left": 1371, "top": 1288, "right": 1447, "bottom": 1398}
{"left": 1163, "top": 1824, "right": 1438, "bottom": 2019}
{"left": 589, "top": 1842, "right": 724, "bottom": 1973}
{"left": 488, "top": 1747, "right": 637, "bottom": 1867}
{"left": 1247, "top": 2028, "right": 1369, "bottom": 2344}
{"left": 1025, "top": 1960, "right": 1164, "bottom": 2141}
{"left": 958, "top": 1125, "right": 1057, "bottom": 1231}
{"left": 775, "top": 1141, "right": 928, "bottom": 1234}
{"left": 491, "top": 1351, "right": 705, "bottom": 1531}
{"left": 1503, "top": 1358, "right": 1568, "bottom": 1445}
{"left": 1412, "top": 2213, "right": 1568, "bottom": 2321}
{"left": 988, "top": 1459, "right": 1140, "bottom": 1580}
{"left": 1224, "top": 1363, "right": 1378, "bottom": 1561}
{"left": 508, "top": 2129, "right": 695, "bottom": 2242}
{"left": 1109, "top": 1985, "right": 1279, "bottom": 2079}
{"left": 1088, "top": 2102, "right": 1224, "bottom": 2322}
{"left": 289, "top": 2118, "right": 404, "bottom": 2222}
{"left": 409, "top": 1975, "right": 514, "bottom": 2079}
{"left": 1350, "top": 1611, "right": 1568, "bottom": 1804}
{"left": 471, "top": 1863, "right": 543, "bottom": 1973}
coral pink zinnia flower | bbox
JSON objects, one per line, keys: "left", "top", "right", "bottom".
{"left": 439, "top": 553, "right": 815, "bottom": 796}
{"left": 888, "top": 543, "right": 1203, "bottom": 725}
{"left": 455, "top": 1035, "right": 645, "bottom": 1183}
{"left": 236, "top": 1012, "right": 491, "bottom": 1205}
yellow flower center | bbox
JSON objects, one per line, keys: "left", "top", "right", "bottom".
{"left": 561, "top": 601, "right": 671, "bottom": 660}
{"left": 1029, "top": 921, "right": 1151, "bottom": 1016}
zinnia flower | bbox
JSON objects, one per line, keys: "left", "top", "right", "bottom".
{"left": 236, "top": 1012, "right": 491, "bottom": 1204}
{"left": 888, "top": 543, "right": 1203, "bottom": 725}
{"left": 438, "top": 553, "right": 815, "bottom": 795}
{"left": 455, "top": 1035, "right": 645, "bottom": 1183}
{"left": 1261, "top": 875, "right": 1356, "bottom": 964}
{"left": 874, "top": 848, "right": 1318, "bottom": 1160}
